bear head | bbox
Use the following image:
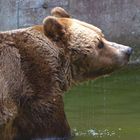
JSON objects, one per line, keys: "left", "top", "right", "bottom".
{"left": 43, "top": 7, "right": 132, "bottom": 83}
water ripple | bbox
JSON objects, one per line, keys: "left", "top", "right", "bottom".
{"left": 73, "top": 128, "right": 120, "bottom": 138}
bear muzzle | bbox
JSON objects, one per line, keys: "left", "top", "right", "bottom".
{"left": 125, "top": 47, "right": 133, "bottom": 56}
{"left": 109, "top": 42, "right": 133, "bottom": 63}
{"left": 110, "top": 42, "right": 133, "bottom": 57}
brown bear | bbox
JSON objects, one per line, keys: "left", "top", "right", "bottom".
{"left": 0, "top": 7, "right": 132, "bottom": 140}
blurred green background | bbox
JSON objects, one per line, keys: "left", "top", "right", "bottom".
{"left": 64, "top": 65, "right": 140, "bottom": 140}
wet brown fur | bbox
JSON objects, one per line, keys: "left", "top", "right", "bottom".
{"left": 0, "top": 7, "right": 130, "bottom": 140}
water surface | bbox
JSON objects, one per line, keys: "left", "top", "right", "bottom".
{"left": 64, "top": 65, "right": 140, "bottom": 140}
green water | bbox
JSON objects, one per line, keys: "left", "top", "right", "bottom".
{"left": 64, "top": 65, "right": 140, "bottom": 140}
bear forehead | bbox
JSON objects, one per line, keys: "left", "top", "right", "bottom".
{"left": 69, "top": 22, "right": 101, "bottom": 39}
{"left": 57, "top": 18, "right": 103, "bottom": 45}
{"left": 59, "top": 18, "right": 103, "bottom": 38}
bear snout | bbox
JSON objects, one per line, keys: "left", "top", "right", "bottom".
{"left": 110, "top": 42, "right": 133, "bottom": 57}
{"left": 118, "top": 44, "right": 133, "bottom": 57}
{"left": 125, "top": 47, "right": 133, "bottom": 56}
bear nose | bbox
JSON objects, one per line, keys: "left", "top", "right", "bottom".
{"left": 126, "top": 47, "right": 133, "bottom": 56}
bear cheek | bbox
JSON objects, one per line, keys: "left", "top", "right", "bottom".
{"left": 99, "top": 47, "right": 121, "bottom": 67}
{"left": 88, "top": 53, "right": 120, "bottom": 75}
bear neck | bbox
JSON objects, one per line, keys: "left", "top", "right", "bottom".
{"left": 0, "top": 29, "right": 72, "bottom": 139}
{"left": 0, "top": 28, "right": 74, "bottom": 95}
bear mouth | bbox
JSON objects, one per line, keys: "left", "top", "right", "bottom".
{"left": 84, "top": 54, "right": 131, "bottom": 80}
{"left": 84, "top": 67, "right": 117, "bottom": 79}
{"left": 117, "top": 54, "right": 131, "bottom": 67}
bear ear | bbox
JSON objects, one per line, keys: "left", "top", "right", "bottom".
{"left": 43, "top": 16, "right": 66, "bottom": 41}
{"left": 51, "top": 7, "right": 70, "bottom": 18}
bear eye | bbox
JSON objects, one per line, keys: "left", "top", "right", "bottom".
{"left": 98, "top": 41, "right": 104, "bottom": 49}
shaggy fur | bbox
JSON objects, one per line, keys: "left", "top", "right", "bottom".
{"left": 0, "top": 7, "right": 132, "bottom": 140}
